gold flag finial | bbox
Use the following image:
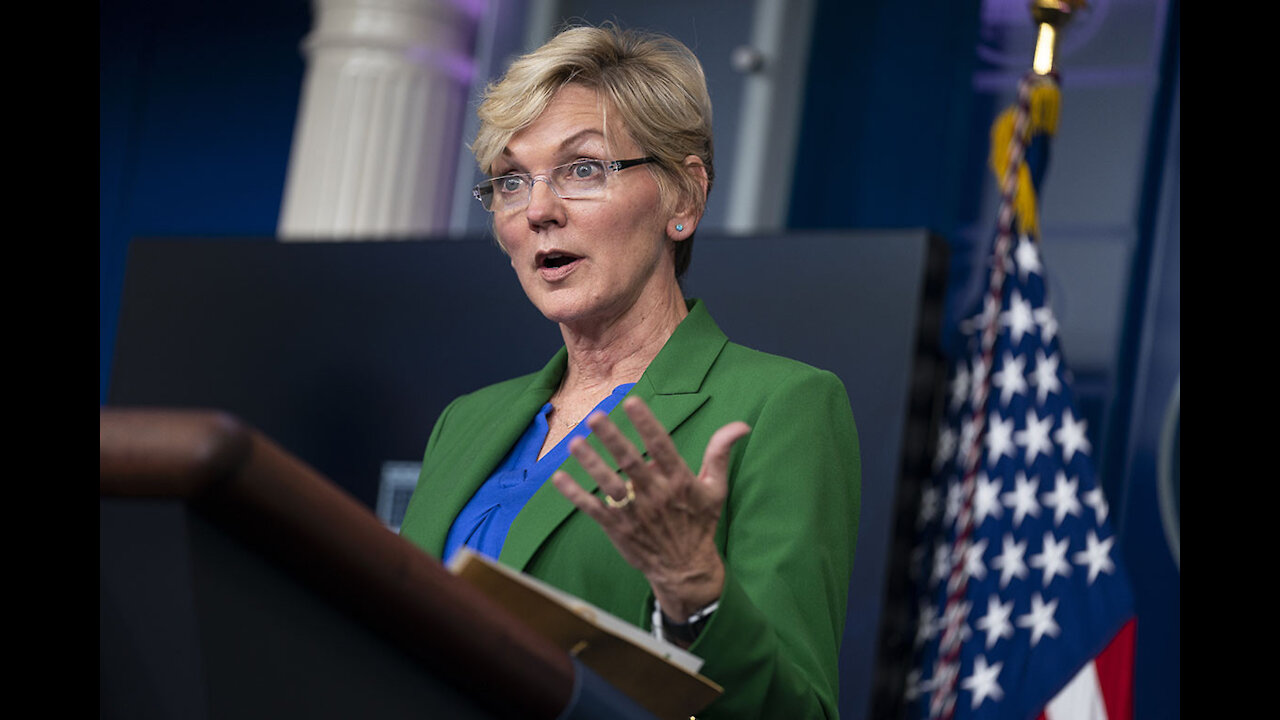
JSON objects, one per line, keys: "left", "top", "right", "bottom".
{"left": 1030, "top": 0, "right": 1087, "bottom": 74}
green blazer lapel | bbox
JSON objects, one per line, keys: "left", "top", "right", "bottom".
{"left": 632, "top": 298, "right": 728, "bottom": 438}
{"left": 415, "top": 350, "right": 566, "bottom": 557}
{"left": 499, "top": 299, "right": 728, "bottom": 572}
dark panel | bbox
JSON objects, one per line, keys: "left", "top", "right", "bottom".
{"left": 110, "top": 237, "right": 558, "bottom": 508}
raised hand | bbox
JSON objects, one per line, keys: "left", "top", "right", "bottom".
{"left": 550, "top": 396, "right": 751, "bottom": 623}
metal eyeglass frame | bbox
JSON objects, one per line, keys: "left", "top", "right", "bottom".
{"left": 472, "top": 156, "right": 656, "bottom": 212}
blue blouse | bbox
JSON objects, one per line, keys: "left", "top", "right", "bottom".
{"left": 442, "top": 382, "right": 636, "bottom": 565}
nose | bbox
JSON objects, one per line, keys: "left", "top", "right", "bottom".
{"left": 524, "top": 175, "right": 566, "bottom": 228}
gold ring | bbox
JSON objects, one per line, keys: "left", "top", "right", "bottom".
{"left": 604, "top": 480, "right": 636, "bottom": 509}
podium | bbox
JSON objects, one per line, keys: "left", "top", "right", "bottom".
{"left": 100, "top": 408, "right": 657, "bottom": 720}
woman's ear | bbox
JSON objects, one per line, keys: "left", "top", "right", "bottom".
{"left": 669, "top": 154, "right": 709, "bottom": 240}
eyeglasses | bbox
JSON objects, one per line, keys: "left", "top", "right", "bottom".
{"left": 472, "top": 157, "right": 656, "bottom": 212}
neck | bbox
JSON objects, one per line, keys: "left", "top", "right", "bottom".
{"left": 557, "top": 288, "right": 688, "bottom": 398}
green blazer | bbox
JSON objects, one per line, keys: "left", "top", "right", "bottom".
{"left": 399, "top": 299, "right": 861, "bottom": 719}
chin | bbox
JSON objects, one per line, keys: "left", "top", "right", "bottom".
{"left": 534, "top": 297, "right": 598, "bottom": 326}
{"left": 530, "top": 288, "right": 626, "bottom": 329}
{"left": 523, "top": 285, "right": 584, "bottom": 323}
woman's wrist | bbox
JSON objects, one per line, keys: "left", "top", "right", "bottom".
{"left": 649, "top": 551, "right": 725, "bottom": 621}
{"left": 652, "top": 597, "right": 719, "bottom": 646}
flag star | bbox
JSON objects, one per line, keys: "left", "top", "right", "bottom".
{"left": 950, "top": 365, "right": 971, "bottom": 412}
{"left": 1041, "top": 471, "right": 1082, "bottom": 526}
{"left": 932, "top": 540, "right": 951, "bottom": 586}
{"left": 964, "top": 538, "right": 990, "bottom": 582}
{"left": 1000, "top": 288, "right": 1035, "bottom": 345}
{"left": 1054, "top": 409, "right": 1092, "bottom": 464}
{"left": 1034, "top": 306, "right": 1058, "bottom": 343}
{"left": 1083, "top": 486, "right": 1109, "bottom": 524}
{"left": 975, "top": 595, "right": 1015, "bottom": 649}
{"left": 1029, "top": 349, "right": 1062, "bottom": 404}
{"left": 934, "top": 425, "right": 957, "bottom": 472}
{"left": 1015, "top": 408, "right": 1055, "bottom": 465}
{"left": 1014, "top": 235, "right": 1043, "bottom": 279}
{"left": 991, "top": 352, "right": 1028, "bottom": 406}
{"left": 944, "top": 480, "right": 964, "bottom": 525}
{"left": 991, "top": 533, "right": 1029, "bottom": 588}
{"left": 1016, "top": 592, "right": 1061, "bottom": 647}
{"left": 1073, "top": 529, "right": 1117, "bottom": 585}
{"left": 905, "top": 668, "right": 926, "bottom": 701}
{"left": 961, "top": 655, "right": 1005, "bottom": 709}
{"left": 915, "top": 598, "right": 939, "bottom": 647}
{"left": 974, "top": 473, "right": 1004, "bottom": 525}
{"left": 1030, "top": 531, "right": 1072, "bottom": 586}
{"left": 1001, "top": 472, "right": 1041, "bottom": 529}
{"left": 986, "top": 414, "right": 1016, "bottom": 467}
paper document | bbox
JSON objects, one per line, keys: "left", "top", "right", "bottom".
{"left": 447, "top": 548, "right": 722, "bottom": 719}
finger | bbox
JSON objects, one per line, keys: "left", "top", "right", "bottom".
{"left": 567, "top": 435, "right": 632, "bottom": 501}
{"left": 550, "top": 470, "right": 615, "bottom": 526}
{"left": 698, "top": 421, "right": 751, "bottom": 502}
{"left": 585, "top": 410, "right": 656, "bottom": 489}
{"left": 621, "top": 397, "right": 685, "bottom": 479}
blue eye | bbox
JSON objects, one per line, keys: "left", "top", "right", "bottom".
{"left": 568, "top": 160, "right": 604, "bottom": 181}
{"left": 498, "top": 176, "right": 526, "bottom": 194}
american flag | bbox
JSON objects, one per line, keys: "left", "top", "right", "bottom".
{"left": 905, "top": 71, "right": 1136, "bottom": 720}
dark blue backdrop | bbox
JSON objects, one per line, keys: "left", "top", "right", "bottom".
{"left": 100, "top": 0, "right": 310, "bottom": 402}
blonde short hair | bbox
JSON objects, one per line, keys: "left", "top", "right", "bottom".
{"left": 472, "top": 23, "right": 714, "bottom": 278}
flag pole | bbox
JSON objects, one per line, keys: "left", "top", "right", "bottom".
{"left": 929, "top": 3, "right": 1083, "bottom": 718}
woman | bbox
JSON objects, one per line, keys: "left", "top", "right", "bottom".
{"left": 399, "top": 23, "right": 861, "bottom": 719}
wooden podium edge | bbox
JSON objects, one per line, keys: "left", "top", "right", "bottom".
{"left": 100, "top": 407, "right": 575, "bottom": 719}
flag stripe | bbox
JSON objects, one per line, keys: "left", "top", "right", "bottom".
{"left": 1094, "top": 619, "right": 1137, "bottom": 720}
{"left": 1045, "top": 659, "right": 1107, "bottom": 720}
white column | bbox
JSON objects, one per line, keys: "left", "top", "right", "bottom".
{"left": 278, "top": 0, "right": 480, "bottom": 240}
